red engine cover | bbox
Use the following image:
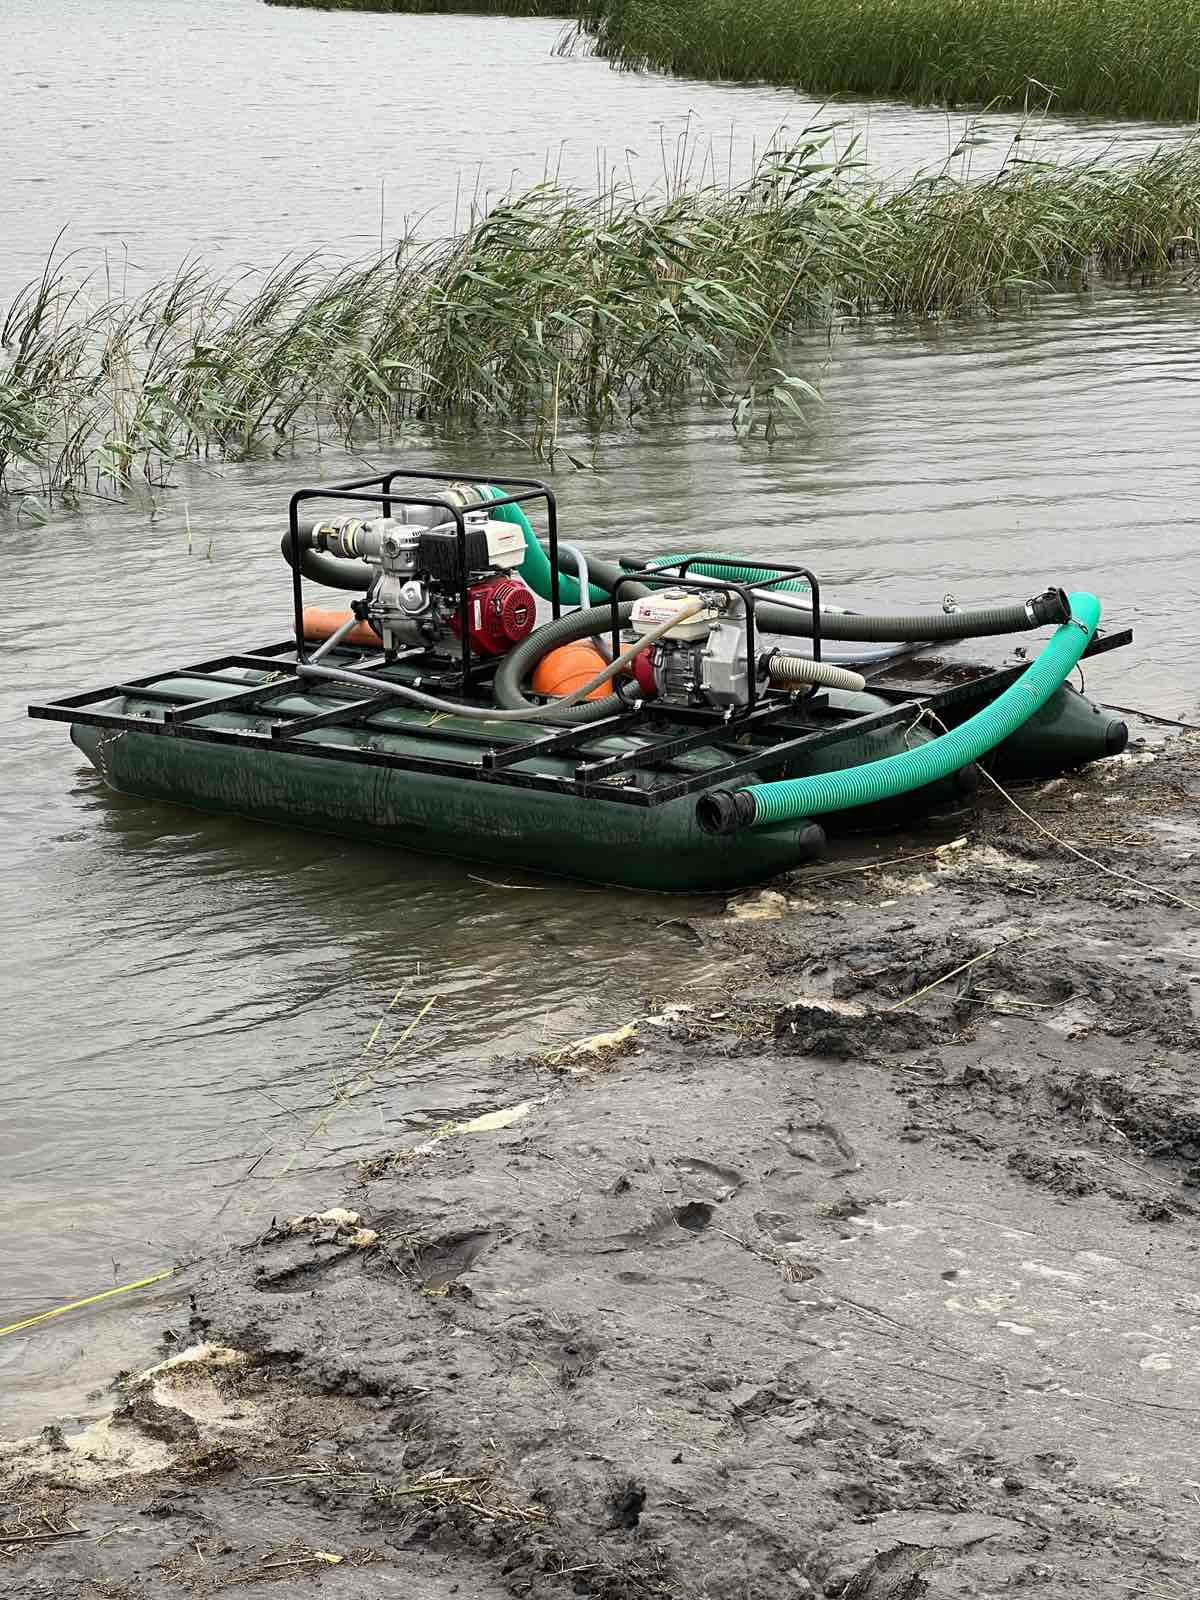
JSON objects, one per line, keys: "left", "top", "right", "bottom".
{"left": 452, "top": 575, "right": 536, "bottom": 656}
{"left": 631, "top": 648, "right": 659, "bottom": 699}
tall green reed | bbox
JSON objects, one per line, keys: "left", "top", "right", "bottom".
{"left": 579, "top": 0, "right": 1200, "bottom": 123}
{"left": 2, "top": 135, "right": 1198, "bottom": 512}
{"left": 264, "top": 0, "right": 585, "bottom": 15}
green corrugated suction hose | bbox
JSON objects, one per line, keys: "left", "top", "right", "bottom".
{"left": 698, "top": 592, "right": 1102, "bottom": 834}
{"left": 639, "top": 553, "right": 810, "bottom": 593}
{"left": 480, "top": 485, "right": 610, "bottom": 607}
{"left": 477, "top": 490, "right": 806, "bottom": 606}
{"left": 477, "top": 481, "right": 809, "bottom": 602}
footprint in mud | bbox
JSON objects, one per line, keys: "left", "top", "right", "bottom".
{"left": 505, "top": 1313, "right": 601, "bottom": 1388}
{"left": 755, "top": 1177, "right": 820, "bottom": 1234}
{"left": 729, "top": 1382, "right": 810, "bottom": 1442}
{"left": 668, "top": 1156, "right": 745, "bottom": 1202}
{"left": 753, "top": 1211, "right": 823, "bottom": 1272}
{"left": 671, "top": 1200, "right": 714, "bottom": 1232}
{"left": 776, "top": 1114, "right": 861, "bottom": 1175}
{"left": 618, "top": 1200, "right": 715, "bottom": 1248}
{"left": 253, "top": 1248, "right": 355, "bottom": 1294}
{"left": 404, "top": 1227, "right": 496, "bottom": 1291}
{"left": 548, "top": 1335, "right": 599, "bottom": 1388}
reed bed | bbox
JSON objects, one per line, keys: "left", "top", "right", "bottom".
{"left": 578, "top": 0, "right": 1200, "bottom": 122}
{"left": 264, "top": 0, "right": 581, "bottom": 15}
{"left": 3, "top": 137, "right": 1198, "bottom": 511}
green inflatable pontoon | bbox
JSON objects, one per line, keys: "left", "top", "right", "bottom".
{"left": 30, "top": 469, "right": 1132, "bottom": 892}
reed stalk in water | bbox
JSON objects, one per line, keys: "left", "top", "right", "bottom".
{"left": 2, "top": 136, "right": 1198, "bottom": 511}
{"left": 578, "top": 0, "right": 1200, "bottom": 123}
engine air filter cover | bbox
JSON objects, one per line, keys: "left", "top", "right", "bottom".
{"left": 418, "top": 518, "right": 526, "bottom": 582}
{"left": 452, "top": 576, "right": 537, "bottom": 656}
{"left": 419, "top": 524, "right": 492, "bottom": 582}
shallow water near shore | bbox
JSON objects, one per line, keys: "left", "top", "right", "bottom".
{"left": 6, "top": 741, "right": 1200, "bottom": 1597}
{"left": 4, "top": 0, "right": 1200, "bottom": 1437}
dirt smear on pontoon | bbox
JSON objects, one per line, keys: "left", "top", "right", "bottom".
{"left": 5, "top": 739, "right": 1200, "bottom": 1599}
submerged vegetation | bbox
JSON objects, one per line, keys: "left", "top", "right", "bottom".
{"left": 3, "top": 136, "right": 1199, "bottom": 511}
{"left": 578, "top": 0, "right": 1200, "bottom": 122}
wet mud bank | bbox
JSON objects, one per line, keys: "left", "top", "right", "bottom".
{"left": 5, "top": 738, "right": 1200, "bottom": 1598}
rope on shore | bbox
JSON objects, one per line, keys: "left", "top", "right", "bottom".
{"left": 1102, "top": 703, "right": 1200, "bottom": 734}
{"left": 0, "top": 1269, "right": 174, "bottom": 1340}
{"left": 924, "top": 710, "right": 1200, "bottom": 916}
{"left": 975, "top": 762, "right": 1200, "bottom": 915}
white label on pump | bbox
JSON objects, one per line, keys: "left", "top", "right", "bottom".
{"left": 482, "top": 521, "right": 526, "bottom": 570}
{"left": 630, "top": 589, "right": 715, "bottom": 641}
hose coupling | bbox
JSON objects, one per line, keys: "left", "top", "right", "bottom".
{"left": 1026, "top": 588, "right": 1071, "bottom": 626}
{"left": 696, "top": 789, "right": 757, "bottom": 835}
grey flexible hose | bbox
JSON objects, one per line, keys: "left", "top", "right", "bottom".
{"left": 298, "top": 659, "right": 613, "bottom": 725}
{"left": 556, "top": 542, "right": 592, "bottom": 609}
{"left": 284, "top": 526, "right": 1067, "bottom": 645}
{"left": 493, "top": 602, "right": 640, "bottom": 723}
{"left": 309, "top": 614, "right": 361, "bottom": 661}
{"left": 590, "top": 551, "right": 1069, "bottom": 643}
{"left": 554, "top": 540, "right": 613, "bottom": 659}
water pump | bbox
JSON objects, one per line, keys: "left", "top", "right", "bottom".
{"left": 625, "top": 588, "right": 759, "bottom": 708}
{"left": 305, "top": 505, "right": 536, "bottom": 658}
{"left": 620, "top": 586, "right": 870, "bottom": 710}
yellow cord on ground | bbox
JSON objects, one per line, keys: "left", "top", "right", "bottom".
{"left": 0, "top": 1269, "right": 174, "bottom": 1339}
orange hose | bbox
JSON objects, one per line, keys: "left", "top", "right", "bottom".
{"left": 302, "top": 607, "right": 379, "bottom": 647}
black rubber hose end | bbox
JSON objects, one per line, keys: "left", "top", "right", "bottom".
{"left": 280, "top": 528, "right": 374, "bottom": 593}
{"left": 696, "top": 789, "right": 756, "bottom": 836}
{"left": 1028, "top": 587, "right": 1072, "bottom": 625}
{"left": 794, "top": 822, "right": 827, "bottom": 862}
{"left": 1105, "top": 719, "right": 1129, "bottom": 756}
{"left": 954, "top": 761, "right": 980, "bottom": 801}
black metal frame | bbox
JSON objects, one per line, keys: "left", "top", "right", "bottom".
{"left": 288, "top": 469, "right": 561, "bottom": 690}
{"left": 27, "top": 463, "right": 1134, "bottom": 813}
{"left": 27, "top": 630, "right": 1133, "bottom": 811}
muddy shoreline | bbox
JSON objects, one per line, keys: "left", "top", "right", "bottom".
{"left": 5, "top": 737, "right": 1200, "bottom": 1598}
